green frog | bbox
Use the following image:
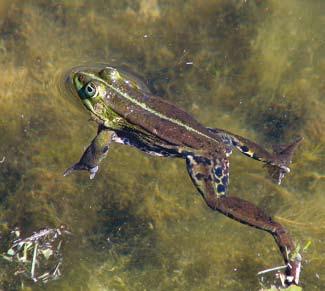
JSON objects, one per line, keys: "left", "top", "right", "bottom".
{"left": 64, "top": 65, "right": 302, "bottom": 286}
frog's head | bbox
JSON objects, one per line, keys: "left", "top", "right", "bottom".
{"left": 69, "top": 66, "right": 121, "bottom": 125}
{"left": 72, "top": 70, "right": 105, "bottom": 115}
{"left": 68, "top": 65, "right": 149, "bottom": 126}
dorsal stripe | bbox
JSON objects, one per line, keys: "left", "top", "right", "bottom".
{"left": 83, "top": 72, "right": 216, "bottom": 142}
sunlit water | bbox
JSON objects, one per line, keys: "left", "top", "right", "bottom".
{"left": 0, "top": 1, "right": 324, "bottom": 290}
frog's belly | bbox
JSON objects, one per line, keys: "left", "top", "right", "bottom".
{"left": 112, "top": 131, "right": 183, "bottom": 158}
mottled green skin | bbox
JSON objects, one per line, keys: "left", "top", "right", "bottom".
{"left": 64, "top": 65, "right": 302, "bottom": 286}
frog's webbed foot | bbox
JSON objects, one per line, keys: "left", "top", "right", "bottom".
{"left": 265, "top": 137, "right": 303, "bottom": 185}
{"left": 64, "top": 128, "right": 114, "bottom": 180}
{"left": 264, "top": 164, "right": 289, "bottom": 185}
{"left": 285, "top": 251, "right": 302, "bottom": 286}
{"left": 258, "top": 249, "right": 302, "bottom": 287}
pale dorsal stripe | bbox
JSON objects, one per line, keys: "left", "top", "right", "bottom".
{"left": 83, "top": 72, "right": 216, "bottom": 142}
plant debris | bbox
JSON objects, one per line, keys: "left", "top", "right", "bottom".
{"left": 1, "top": 225, "right": 71, "bottom": 284}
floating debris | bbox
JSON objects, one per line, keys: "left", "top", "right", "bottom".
{"left": 1, "top": 225, "right": 71, "bottom": 284}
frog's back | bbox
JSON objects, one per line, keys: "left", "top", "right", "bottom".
{"left": 106, "top": 86, "right": 218, "bottom": 149}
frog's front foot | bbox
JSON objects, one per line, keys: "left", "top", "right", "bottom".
{"left": 63, "top": 163, "right": 99, "bottom": 179}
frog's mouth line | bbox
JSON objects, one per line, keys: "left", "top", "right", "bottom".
{"left": 83, "top": 99, "right": 108, "bottom": 125}
{"left": 83, "top": 99, "right": 101, "bottom": 120}
{"left": 82, "top": 99, "right": 94, "bottom": 112}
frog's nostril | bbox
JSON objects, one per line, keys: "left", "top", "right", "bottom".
{"left": 74, "top": 73, "right": 83, "bottom": 83}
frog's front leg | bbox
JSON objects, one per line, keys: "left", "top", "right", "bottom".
{"left": 64, "top": 127, "right": 114, "bottom": 179}
{"left": 186, "top": 154, "right": 301, "bottom": 286}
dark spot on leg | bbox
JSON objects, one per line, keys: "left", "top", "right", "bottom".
{"left": 215, "top": 167, "right": 223, "bottom": 177}
{"left": 217, "top": 184, "right": 225, "bottom": 193}
{"left": 241, "top": 146, "right": 249, "bottom": 152}
{"left": 103, "top": 146, "right": 109, "bottom": 153}
{"left": 195, "top": 173, "right": 205, "bottom": 180}
{"left": 193, "top": 156, "right": 212, "bottom": 166}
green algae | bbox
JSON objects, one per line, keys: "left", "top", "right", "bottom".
{"left": 0, "top": 0, "right": 324, "bottom": 290}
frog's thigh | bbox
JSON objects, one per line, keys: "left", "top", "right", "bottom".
{"left": 186, "top": 155, "right": 229, "bottom": 198}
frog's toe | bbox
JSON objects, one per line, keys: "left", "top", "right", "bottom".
{"left": 280, "top": 165, "right": 290, "bottom": 173}
{"left": 63, "top": 165, "right": 77, "bottom": 177}
{"left": 89, "top": 166, "right": 99, "bottom": 179}
{"left": 287, "top": 252, "right": 302, "bottom": 286}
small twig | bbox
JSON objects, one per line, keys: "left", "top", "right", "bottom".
{"left": 53, "top": 261, "right": 62, "bottom": 277}
{"left": 257, "top": 265, "right": 287, "bottom": 275}
{"left": 31, "top": 243, "right": 38, "bottom": 280}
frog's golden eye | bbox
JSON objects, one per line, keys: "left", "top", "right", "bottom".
{"left": 84, "top": 82, "right": 97, "bottom": 98}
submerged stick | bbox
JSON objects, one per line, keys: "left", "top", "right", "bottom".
{"left": 257, "top": 265, "right": 287, "bottom": 275}
{"left": 31, "top": 243, "right": 38, "bottom": 280}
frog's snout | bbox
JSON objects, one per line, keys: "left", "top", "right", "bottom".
{"left": 72, "top": 72, "right": 86, "bottom": 92}
{"left": 64, "top": 69, "right": 85, "bottom": 97}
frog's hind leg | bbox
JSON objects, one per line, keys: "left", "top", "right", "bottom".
{"left": 186, "top": 154, "right": 301, "bottom": 286}
{"left": 208, "top": 128, "right": 303, "bottom": 184}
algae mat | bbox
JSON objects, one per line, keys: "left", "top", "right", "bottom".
{"left": 0, "top": 0, "right": 324, "bottom": 290}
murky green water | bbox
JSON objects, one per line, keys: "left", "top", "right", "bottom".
{"left": 0, "top": 0, "right": 324, "bottom": 290}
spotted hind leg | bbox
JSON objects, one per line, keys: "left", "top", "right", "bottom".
{"left": 186, "top": 154, "right": 301, "bottom": 286}
{"left": 186, "top": 155, "right": 229, "bottom": 197}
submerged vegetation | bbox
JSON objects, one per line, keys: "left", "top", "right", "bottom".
{"left": 1, "top": 226, "right": 70, "bottom": 284}
{"left": 0, "top": 0, "right": 324, "bottom": 290}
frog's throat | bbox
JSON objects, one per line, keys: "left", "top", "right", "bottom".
{"left": 83, "top": 99, "right": 104, "bottom": 122}
{"left": 81, "top": 71, "right": 216, "bottom": 143}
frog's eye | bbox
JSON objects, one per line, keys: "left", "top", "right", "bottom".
{"left": 84, "top": 82, "right": 97, "bottom": 98}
